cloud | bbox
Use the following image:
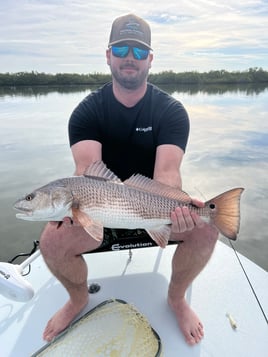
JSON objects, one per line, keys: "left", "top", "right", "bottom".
{"left": 147, "top": 13, "right": 194, "bottom": 24}
{"left": 0, "top": 0, "right": 267, "bottom": 73}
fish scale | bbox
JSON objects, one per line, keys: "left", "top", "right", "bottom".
{"left": 70, "top": 178, "right": 178, "bottom": 224}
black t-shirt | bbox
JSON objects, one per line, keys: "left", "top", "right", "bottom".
{"left": 68, "top": 82, "right": 189, "bottom": 180}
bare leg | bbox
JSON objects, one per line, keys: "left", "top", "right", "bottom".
{"left": 168, "top": 223, "right": 218, "bottom": 345}
{"left": 39, "top": 222, "right": 102, "bottom": 341}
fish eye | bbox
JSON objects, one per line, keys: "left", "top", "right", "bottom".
{"left": 25, "top": 193, "right": 35, "bottom": 201}
{"left": 209, "top": 203, "right": 216, "bottom": 210}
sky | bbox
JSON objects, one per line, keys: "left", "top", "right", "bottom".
{"left": 0, "top": 0, "right": 267, "bottom": 74}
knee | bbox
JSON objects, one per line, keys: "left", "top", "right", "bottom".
{"left": 182, "top": 223, "right": 219, "bottom": 250}
{"left": 39, "top": 222, "right": 103, "bottom": 260}
{"left": 203, "top": 223, "right": 218, "bottom": 242}
{"left": 198, "top": 223, "right": 219, "bottom": 246}
{"left": 39, "top": 223, "right": 63, "bottom": 259}
{"left": 193, "top": 225, "right": 219, "bottom": 260}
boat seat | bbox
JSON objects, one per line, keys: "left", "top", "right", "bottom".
{"left": 89, "top": 228, "right": 181, "bottom": 254}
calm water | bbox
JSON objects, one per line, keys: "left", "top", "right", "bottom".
{"left": 0, "top": 84, "right": 267, "bottom": 271}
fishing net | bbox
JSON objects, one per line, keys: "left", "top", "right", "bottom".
{"left": 32, "top": 299, "right": 162, "bottom": 357}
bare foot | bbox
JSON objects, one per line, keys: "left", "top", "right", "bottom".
{"left": 168, "top": 297, "right": 204, "bottom": 345}
{"left": 43, "top": 298, "right": 88, "bottom": 342}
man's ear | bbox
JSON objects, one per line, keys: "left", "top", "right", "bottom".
{"left": 148, "top": 53, "right": 153, "bottom": 69}
{"left": 106, "top": 49, "right": 111, "bottom": 65}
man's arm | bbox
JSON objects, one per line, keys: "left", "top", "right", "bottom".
{"left": 153, "top": 144, "right": 204, "bottom": 235}
{"left": 153, "top": 144, "right": 183, "bottom": 188}
{"left": 71, "top": 140, "right": 102, "bottom": 175}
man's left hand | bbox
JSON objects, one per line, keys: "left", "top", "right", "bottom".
{"left": 171, "top": 198, "right": 205, "bottom": 234}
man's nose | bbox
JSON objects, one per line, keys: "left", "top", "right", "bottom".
{"left": 125, "top": 48, "right": 135, "bottom": 59}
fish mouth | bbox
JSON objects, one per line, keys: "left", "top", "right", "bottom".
{"left": 14, "top": 206, "right": 33, "bottom": 219}
{"left": 15, "top": 210, "right": 35, "bottom": 221}
{"left": 16, "top": 212, "right": 31, "bottom": 218}
{"left": 14, "top": 206, "right": 32, "bottom": 213}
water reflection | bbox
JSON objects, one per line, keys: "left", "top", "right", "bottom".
{"left": 0, "top": 82, "right": 267, "bottom": 98}
{"left": 161, "top": 83, "right": 268, "bottom": 96}
{"left": 0, "top": 84, "right": 267, "bottom": 271}
{"left": 0, "top": 85, "right": 99, "bottom": 98}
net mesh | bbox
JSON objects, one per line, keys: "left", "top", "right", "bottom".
{"left": 33, "top": 299, "right": 162, "bottom": 357}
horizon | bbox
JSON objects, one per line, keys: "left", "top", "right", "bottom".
{"left": 1, "top": 67, "right": 267, "bottom": 75}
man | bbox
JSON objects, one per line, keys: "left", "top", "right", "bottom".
{"left": 40, "top": 14, "right": 218, "bottom": 345}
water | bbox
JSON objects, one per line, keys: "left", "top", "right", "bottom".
{"left": 0, "top": 84, "right": 267, "bottom": 271}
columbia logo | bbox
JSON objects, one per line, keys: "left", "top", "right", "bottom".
{"left": 136, "top": 126, "right": 152, "bottom": 133}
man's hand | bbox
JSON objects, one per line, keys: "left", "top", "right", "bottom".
{"left": 49, "top": 217, "right": 75, "bottom": 228}
{"left": 171, "top": 198, "right": 205, "bottom": 234}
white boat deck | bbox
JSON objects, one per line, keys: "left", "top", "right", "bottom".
{"left": 0, "top": 241, "right": 267, "bottom": 357}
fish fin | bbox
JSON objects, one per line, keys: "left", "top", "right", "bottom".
{"left": 146, "top": 225, "right": 171, "bottom": 248}
{"left": 124, "top": 175, "right": 191, "bottom": 203}
{"left": 83, "top": 161, "right": 122, "bottom": 184}
{"left": 206, "top": 188, "right": 244, "bottom": 240}
{"left": 72, "top": 208, "right": 103, "bottom": 241}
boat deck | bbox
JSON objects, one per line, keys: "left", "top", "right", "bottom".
{"left": 0, "top": 241, "right": 267, "bottom": 356}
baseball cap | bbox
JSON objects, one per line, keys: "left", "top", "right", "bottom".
{"left": 108, "top": 14, "right": 152, "bottom": 50}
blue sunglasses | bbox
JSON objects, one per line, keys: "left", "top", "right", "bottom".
{"left": 111, "top": 45, "right": 150, "bottom": 60}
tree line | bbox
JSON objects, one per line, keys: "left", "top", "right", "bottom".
{"left": 0, "top": 67, "right": 267, "bottom": 86}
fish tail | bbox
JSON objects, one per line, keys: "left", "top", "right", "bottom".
{"left": 206, "top": 188, "right": 244, "bottom": 240}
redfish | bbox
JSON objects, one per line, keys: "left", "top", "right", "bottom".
{"left": 14, "top": 161, "right": 244, "bottom": 247}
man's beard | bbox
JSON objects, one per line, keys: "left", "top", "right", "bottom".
{"left": 110, "top": 62, "right": 150, "bottom": 90}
